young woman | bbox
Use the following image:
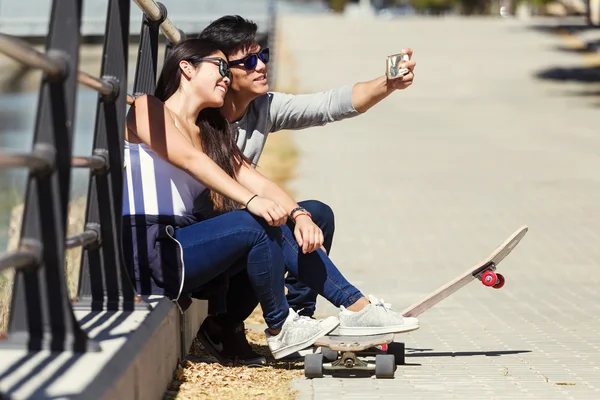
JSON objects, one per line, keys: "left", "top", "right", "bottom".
{"left": 122, "top": 39, "right": 419, "bottom": 360}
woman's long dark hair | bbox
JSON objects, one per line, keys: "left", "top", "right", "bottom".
{"left": 155, "top": 39, "right": 249, "bottom": 212}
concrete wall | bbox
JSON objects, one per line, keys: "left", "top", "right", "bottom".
{"left": 99, "top": 300, "right": 208, "bottom": 400}
{"left": 0, "top": 298, "right": 208, "bottom": 400}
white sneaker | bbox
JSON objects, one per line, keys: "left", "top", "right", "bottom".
{"left": 265, "top": 308, "right": 339, "bottom": 359}
{"left": 338, "top": 294, "right": 419, "bottom": 335}
{"left": 280, "top": 347, "right": 321, "bottom": 361}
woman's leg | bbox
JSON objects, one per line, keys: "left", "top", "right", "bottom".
{"left": 176, "top": 209, "right": 289, "bottom": 329}
{"left": 175, "top": 209, "right": 339, "bottom": 359}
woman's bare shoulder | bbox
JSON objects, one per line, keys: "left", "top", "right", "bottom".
{"left": 125, "top": 95, "right": 166, "bottom": 143}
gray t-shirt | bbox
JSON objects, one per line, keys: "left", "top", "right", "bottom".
{"left": 231, "top": 84, "right": 360, "bottom": 166}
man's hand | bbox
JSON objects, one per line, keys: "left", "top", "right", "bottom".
{"left": 352, "top": 48, "right": 417, "bottom": 113}
{"left": 387, "top": 48, "right": 416, "bottom": 91}
{"left": 293, "top": 215, "right": 324, "bottom": 254}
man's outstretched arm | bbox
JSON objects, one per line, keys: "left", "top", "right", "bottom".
{"left": 268, "top": 48, "right": 416, "bottom": 132}
{"left": 352, "top": 48, "right": 416, "bottom": 113}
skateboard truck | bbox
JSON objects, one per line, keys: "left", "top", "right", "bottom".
{"left": 305, "top": 353, "right": 396, "bottom": 379}
{"left": 474, "top": 262, "right": 505, "bottom": 289}
{"left": 305, "top": 334, "right": 403, "bottom": 379}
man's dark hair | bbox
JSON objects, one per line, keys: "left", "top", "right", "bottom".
{"left": 198, "top": 15, "right": 258, "bottom": 56}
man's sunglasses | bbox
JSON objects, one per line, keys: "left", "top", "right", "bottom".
{"left": 187, "top": 57, "right": 233, "bottom": 80}
{"left": 229, "top": 48, "right": 270, "bottom": 71}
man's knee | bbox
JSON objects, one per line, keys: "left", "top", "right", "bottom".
{"left": 298, "top": 200, "right": 335, "bottom": 228}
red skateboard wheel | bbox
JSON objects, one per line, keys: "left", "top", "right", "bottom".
{"left": 493, "top": 273, "right": 505, "bottom": 289}
{"left": 481, "top": 270, "right": 497, "bottom": 287}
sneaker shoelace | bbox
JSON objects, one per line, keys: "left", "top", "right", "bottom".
{"left": 372, "top": 298, "right": 393, "bottom": 312}
{"left": 293, "top": 314, "right": 319, "bottom": 326}
{"left": 277, "top": 314, "right": 319, "bottom": 344}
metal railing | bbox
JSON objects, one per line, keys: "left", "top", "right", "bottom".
{"left": 0, "top": 0, "right": 183, "bottom": 354}
{"left": 0, "top": 0, "right": 277, "bottom": 355}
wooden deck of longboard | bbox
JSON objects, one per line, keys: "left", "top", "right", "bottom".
{"left": 314, "top": 333, "right": 395, "bottom": 352}
{"left": 400, "top": 225, "right": 528, "bottom": 318}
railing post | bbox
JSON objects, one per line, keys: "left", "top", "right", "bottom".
{"left": 0, "top": 0, "right": 99, "bottom": 353}
{"left": 133, "top": 1, "right": 167, "bottom": 96}
{"left": 164, "top": 28, "right": 186, "bottom": 63}
{"left": 75, "top": 0, "right": 149, "bottom": 312}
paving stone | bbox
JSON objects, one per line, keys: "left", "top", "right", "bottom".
{"left": 279, "top": 14, "right": 600, "bottom": 400}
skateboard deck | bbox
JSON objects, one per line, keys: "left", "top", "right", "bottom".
{"left": 305, "top": 333, "right": 401, "bottom": 379}
{"left": 314, "top": 333, "right": 395, "bottom": 352}
{"left": 401, "top": 225, "right": 528, "bottom": 318}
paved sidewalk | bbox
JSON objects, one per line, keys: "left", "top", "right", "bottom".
{"left": 276, "top": 15, "right": 600, "bottom": 399}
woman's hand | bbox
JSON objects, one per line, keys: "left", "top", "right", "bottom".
{"left": 294, "top": 215, "right": 324, "bottom": 254}
{"left": 246, "top": 196, "right": 288, "bottom": 226}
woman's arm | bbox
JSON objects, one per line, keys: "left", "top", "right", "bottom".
{"left": 236, "top": 162, "right": 324, "bottom": 253}
{"left": 126, "top": 95, "right": 287, "bottom": 225}
{"left": 235, "top": 162, "right": 298, "bottom": 215}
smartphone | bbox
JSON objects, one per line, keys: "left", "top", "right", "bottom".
{"left": 386, "top": 53, "right": 410, "bottom": 80}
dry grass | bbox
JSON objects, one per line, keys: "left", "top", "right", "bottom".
{"left": 0, "top": 271, "right": 13, "bottom": 334}
{"left": 0, "top": 197, "right": 87, "bottom": 333}
{"left": 257, "top": 132, "right": 299, "bottom": 196}
{"left": 164, "top": 330, "right": 303, "bottom": 400}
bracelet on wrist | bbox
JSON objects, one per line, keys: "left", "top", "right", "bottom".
{"left": 245, "top": 194, "right": 258, "bottom": 208}
{"left": 293, "top": 212, "right": 311, "bottom": 222}
{"left": 289, "top": 206, "right": 305, "bottom": 218}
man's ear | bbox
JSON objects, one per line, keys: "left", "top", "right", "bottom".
{"left": 179, "top": 60, "right": 195, "bottom": 79}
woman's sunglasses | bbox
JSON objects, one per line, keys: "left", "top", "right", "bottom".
{"left": 229, "top": 48, "right": 270, "bottom": 71}
{"left": 187, "top": 57, "right": 233, "bottom": 80}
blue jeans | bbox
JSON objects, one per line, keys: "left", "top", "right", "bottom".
{"left": 284, "top": 200, "right": 335, "bottom": 316}
{"left": 175, "top": 208, "right": 361, "bottom": 329}
{"left": 212, "top": 200, "right": 335, "bottom": 328}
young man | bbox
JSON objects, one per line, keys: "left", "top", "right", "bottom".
{"left": 195, "top": 15, "right": 416, "bottom": 366}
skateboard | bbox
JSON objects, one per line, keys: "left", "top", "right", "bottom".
{"left": 305, "top": 225, "right": 528, "bottom": 378}
{"left": 401, "top": 225, "right": 528, "bottom": 318}
{"left": 304, "top": 333, "right": 403, "bottom": 379}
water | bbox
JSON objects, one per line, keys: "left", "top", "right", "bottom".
{"left": 0, "top": 0, "right": 272, "bottom": 37}
{"left": 0, "top": 88, "right": 100, "bottom": 251}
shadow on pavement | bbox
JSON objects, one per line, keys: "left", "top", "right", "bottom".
{"left": 553, "top": 42, "right": 600, "bottom": 54}
{"left": 0, "top": 353, "right": 81, "bottom": 399}
{"left": 525, "top": 20, "right": 600, "bottom": 84}
{"left": 534, "top": 66, "right": 600, "bottom": 83}
{"left": 406, "top": 348, "right": 532, "bottom": 358}
{"left": 526, "top": 22, "right": 594, "bottom": 36}
{"left": 560, "top": 89, "right": 600, "bottom": 98}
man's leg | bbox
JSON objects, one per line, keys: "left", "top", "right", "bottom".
{"left": 285, "top": 200, "right": 335, "bottom": 317}
{"left": 190, "top": 197, "right": 266, "bottom": 364}
{"left": 197, "top": 259, "right": 266, "bottom": 365}
{"left": 213, "top": 261, "right": 260, "bottom": 326}
{"left": 200, "top": 200, "right": 335, "bottom": 363}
